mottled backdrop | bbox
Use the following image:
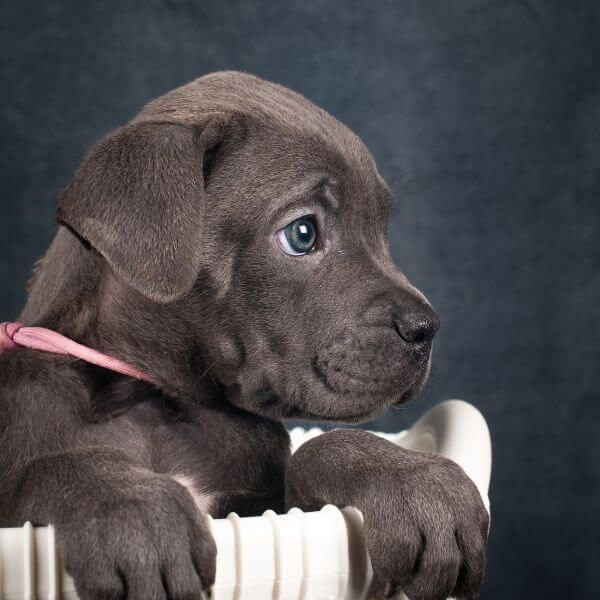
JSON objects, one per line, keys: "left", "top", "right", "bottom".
{"left": 1, "top": 1, "right": 598, "bottom": 598}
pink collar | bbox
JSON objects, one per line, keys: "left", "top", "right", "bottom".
{"left": 0, "top": 322, "right": 158, "bottom": 385}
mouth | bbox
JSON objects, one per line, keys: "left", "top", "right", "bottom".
{"left": 304, "top": 336, "right": 432, "bottom": 422}
{"left": 312, "top": 333, "right": 431, "bottom": 395}
{"left": 283, "top": 364, "right": 428, "bottom": 423}
{"left": 227, "top": 331, "right": 433, "bottom": 424}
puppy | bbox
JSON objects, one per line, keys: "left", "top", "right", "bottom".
{"left": 0, "top": 72, "right": 488, "bottom": 600}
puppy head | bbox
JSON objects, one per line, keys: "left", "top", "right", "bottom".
{"left": 58, "top": 72, "right": 439, "bottom": 423}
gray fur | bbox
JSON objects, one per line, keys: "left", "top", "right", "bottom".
{"left": 0, "top": 71, "right": 486, "bottom": 600}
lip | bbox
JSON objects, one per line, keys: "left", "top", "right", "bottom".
{"left": 312, "top": 336, "right": 431, "bottom": 393}
{"left": 312, "top": 340, "right": 431, "bottom": 406}
{"left": 312, "top": 360, "right": 407, "bottom": 395}
{"left": 274, "top": 350, "right": 431, "bottom": 424}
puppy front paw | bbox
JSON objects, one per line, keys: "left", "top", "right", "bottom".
{"left": 362, "top": 454, "right": 489, "bottom": 600}
{"left": 285, "top": 429, "right": 489, "bottom": 600}
{"left": 55, "top": 475, "right": 216, "bottom": 600}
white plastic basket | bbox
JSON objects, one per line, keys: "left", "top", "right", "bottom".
{"left": 0, "top": 399, "right": 492, "bottom": 599}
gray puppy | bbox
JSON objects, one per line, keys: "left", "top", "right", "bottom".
{"left": 0, "top": 72, "right": 488, "bottom": 600}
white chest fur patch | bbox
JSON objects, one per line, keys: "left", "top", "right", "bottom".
{"left": 171, "top": 474, "right": 213, "bottom": 514}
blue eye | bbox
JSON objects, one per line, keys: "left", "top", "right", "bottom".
{"left": 276, "top": 216, "right": 318, "bottom": 256}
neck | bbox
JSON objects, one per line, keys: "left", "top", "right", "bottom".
{"left": 21, "top": 226, "right": 220, "bottom": 404}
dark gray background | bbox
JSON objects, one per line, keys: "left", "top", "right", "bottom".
{"left": 1, "top": 1, "right": 598, "bottom": 598}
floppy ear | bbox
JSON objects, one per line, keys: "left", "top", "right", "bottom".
{"left": 57, "top": 119, "right": 226, "bottom": 302}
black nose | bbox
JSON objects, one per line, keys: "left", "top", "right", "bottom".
{"left": 394, "top": 310, "right": 440, "bottom": 345}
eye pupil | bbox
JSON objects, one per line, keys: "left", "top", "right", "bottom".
{"left": 284, "top": 217, "right": 317, "bottom": 255}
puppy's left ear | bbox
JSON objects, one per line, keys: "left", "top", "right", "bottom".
{"left": 57, "top": 118, "right": 228, "bottom": 303}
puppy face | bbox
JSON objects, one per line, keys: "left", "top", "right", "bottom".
{"left": 199, "top": 122, "right": 438, "bottom": 423}
{"left": 58, "top": 72, "right": 438, "bottom": 423}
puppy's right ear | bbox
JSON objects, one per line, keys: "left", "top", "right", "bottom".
{"left": 57, "top": 118, "right": 228, "bottom": 303}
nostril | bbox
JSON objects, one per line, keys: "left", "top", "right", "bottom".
{"left": 394, "top": 312, "right": 440, "bottom": 345}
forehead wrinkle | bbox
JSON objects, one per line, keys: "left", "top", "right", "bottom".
{"left": 269, "top": 172, "right": 330, "bottom": 215}
{"left": 321, "top": 181, "right": 339, "bottom": 211}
